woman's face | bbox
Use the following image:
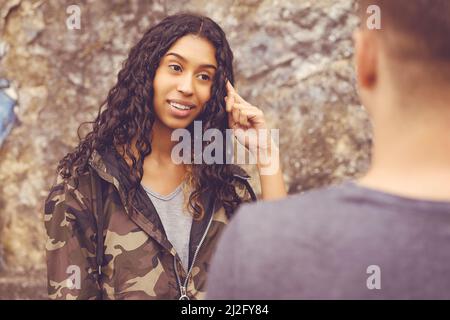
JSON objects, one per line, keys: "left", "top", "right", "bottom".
{"left": 152, "top": 34, "right": 218, "bottom": 130}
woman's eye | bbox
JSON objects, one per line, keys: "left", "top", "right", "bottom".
{"left": 169, "top": 64, "right": 182, "bottom": 72}
{"left": 198, "top": 74, "right": 211, "bottom": 81}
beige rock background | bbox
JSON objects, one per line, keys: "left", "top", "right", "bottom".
{"left": 0, "top": 0, "right": 371, "bottom": 299}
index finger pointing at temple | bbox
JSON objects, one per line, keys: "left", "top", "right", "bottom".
{"left": 226, "top": 81, "right": 235, "bottom": 96}
{"left": 225, "top": 94, "right": 234, "bottom": 112}
{"left": 226, "top": 81, "right": 247, "bottom": 105}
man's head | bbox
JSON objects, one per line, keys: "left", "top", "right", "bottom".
{"left": 355, "top": 0, "right": 450, "bottom": 116}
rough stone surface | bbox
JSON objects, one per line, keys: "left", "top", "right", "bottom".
{"left": 0, "top": 0, "right": 371, "bottom": 298}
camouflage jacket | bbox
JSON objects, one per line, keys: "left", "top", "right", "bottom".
{"left": 44, "top": 147, "right": 256, "bottom": 300}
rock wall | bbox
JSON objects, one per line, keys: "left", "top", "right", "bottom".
{"left": 0, "top": 0, "right": 371, "bottom": 297}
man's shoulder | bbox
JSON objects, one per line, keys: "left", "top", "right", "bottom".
{"left": 226, "top": 182, "right": 356, "bottom": 245}
{"left": 238, "top": 182, "right": 349, "bottom": 220}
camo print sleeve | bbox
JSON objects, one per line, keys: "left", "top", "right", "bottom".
{"left": 44, "top": 174, "right": 101, "bottom": 300}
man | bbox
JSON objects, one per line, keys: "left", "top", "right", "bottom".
{"left": 207, "top": 0, "right": 450, "bottom": 299}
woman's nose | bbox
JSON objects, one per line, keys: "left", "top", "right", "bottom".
{"left": 177, "top": 74, "right": 194, "bottom": 96}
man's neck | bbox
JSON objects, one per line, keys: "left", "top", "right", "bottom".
{"left": 357, "top": 103, "right": 450, "bottom": 201}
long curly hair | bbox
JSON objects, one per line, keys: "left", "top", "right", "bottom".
{"left": 57, "top": 13, "right": 249, "bottom": 220}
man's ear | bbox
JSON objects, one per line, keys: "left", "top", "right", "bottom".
{"left": 354, "top": 29, "right": 378, "bottom": 90}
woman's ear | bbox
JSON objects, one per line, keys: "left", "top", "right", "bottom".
{"left": 354, "top": 29, "right": 378, "bottom": 90}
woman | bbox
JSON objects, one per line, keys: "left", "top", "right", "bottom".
{"left": 44, "top": 13, "right": 286, "bottom": 300}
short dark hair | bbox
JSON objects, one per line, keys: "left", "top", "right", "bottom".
{"left": 358, "top": 0, "right": 450, "bottom": 61}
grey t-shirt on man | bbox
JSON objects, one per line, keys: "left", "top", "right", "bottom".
{"left": 206, "top": 181, "right": 450, "bottom": 299}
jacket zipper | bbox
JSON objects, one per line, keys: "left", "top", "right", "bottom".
{"left": 174, "top": 211, "right": 214, "bottom": 300}
{"left": 90, "top": 155, "right": 225, "bottom": 300}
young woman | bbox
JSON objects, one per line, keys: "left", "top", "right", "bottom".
{"left": 44, "top": 13, "right": 286, "bottom": 300}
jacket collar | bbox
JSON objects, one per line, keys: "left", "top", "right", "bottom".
{"left": 89, "top": 147, "right": 174, "bottom": 255}
{"left": 88, "top": 147, "right": 251, "bottom": 261}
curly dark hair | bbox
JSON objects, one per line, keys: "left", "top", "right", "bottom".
{"left": 57, "top": 13, "right": 250, "bottom": 219}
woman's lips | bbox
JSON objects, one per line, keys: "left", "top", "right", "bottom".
{"left": 167, "top": 100, "right": 195, "bottom": 118}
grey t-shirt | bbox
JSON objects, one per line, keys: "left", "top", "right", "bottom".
{"left": 142, "top": 183, "right": 193, "bottom": 272}
{"left": 207, "top": 181, "right": 450, "bottom": 299}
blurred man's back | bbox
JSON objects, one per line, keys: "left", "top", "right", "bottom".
{"left": 206, "top": 0, "right": 450, "bottom": 299}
